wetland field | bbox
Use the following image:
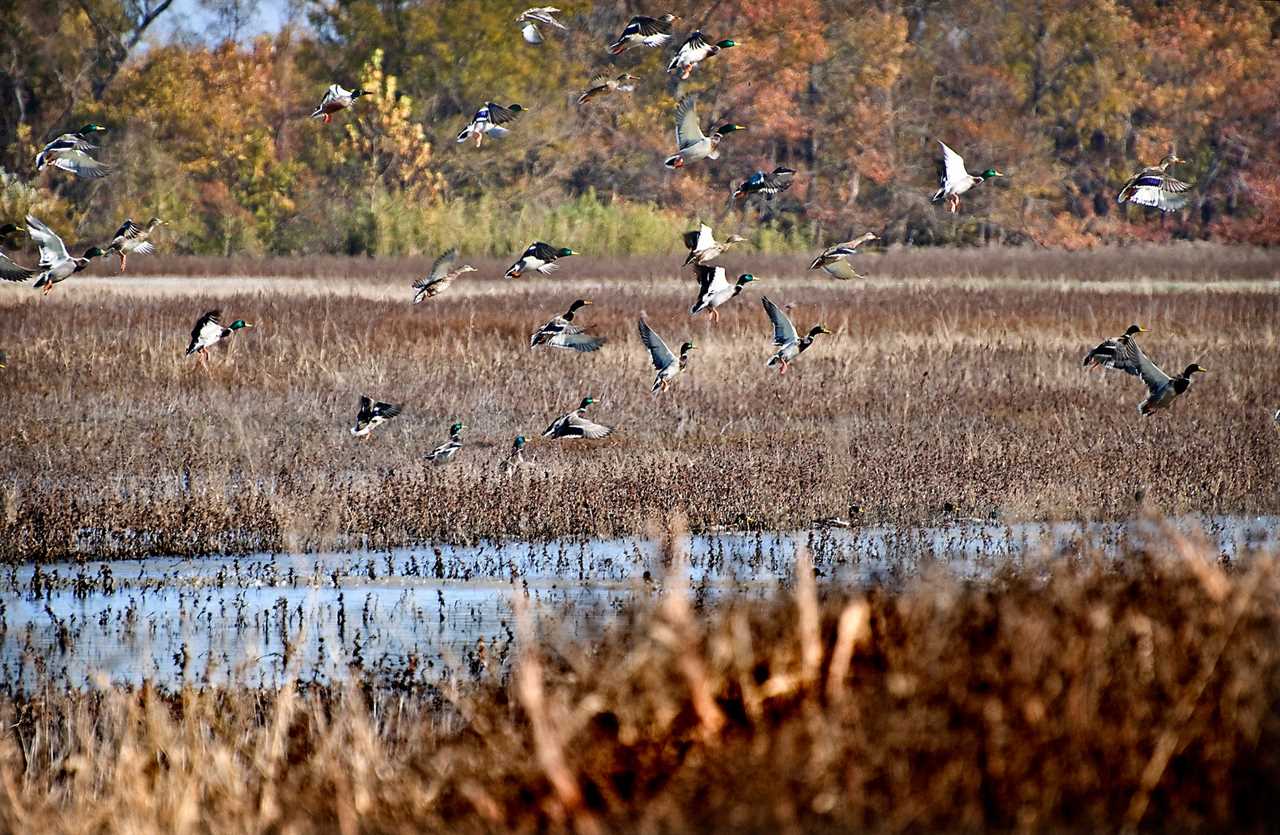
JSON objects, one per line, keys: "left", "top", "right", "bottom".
{"left": 2, "top": 246, "right": 1280, "bottom": 832}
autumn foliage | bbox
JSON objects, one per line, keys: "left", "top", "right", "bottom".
{"left": 1, "top": 0, "right": 1278, "bottom": 254}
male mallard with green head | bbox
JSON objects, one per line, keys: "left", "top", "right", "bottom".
{"left": 762, "top": 296, "right": 830, "bottom": 375}
{"left": 543, "top": 396, "right": 612, "bottom": 439}
{"left": 35, "top": 124, "right": 110, "bottom": 179}
{"left": 932, "top": 140, "right": 1003, "bottom": 213}
{"left": 664, "top": 96, "right": 746, "bottom": 169}
{"left": 638, "top": 317, "right": 694, "bottom": 394}
{"left": 500, "top": 435, "right": 529, "bottom": 475}
{"left": 667, "top": 31, "right": 736, "bottom": 80}
{"left": 311, "top": 85, "right": 369, "bottom": 124}
{"left": 426, "top": 422, "right": 466, "bottom": 464}
{"left": 1117, "top": 154, "right": 1192, "bottom": 212}
{"left": 1081, "top": 324, "right": 1147, "bottom": 371}
{"left": 25, "top": 216, "right": 105, "bottom": 294}
{"left": 1100, "top": 336, "right": 1206, "bottom": 415}
{"left": 351, "top": 396, "right": 403, "bottom": 438}
{"left": 530, "top": 299, "right": 607, "bottom": 351}
{"left": 690, "top": 267, "right": 755, "bottom": 322}
{"left": 185, "top": 310, "right": 253, "bottom": 368}
{"left": 506, "top": 241, "right": 576, "bottom": 278}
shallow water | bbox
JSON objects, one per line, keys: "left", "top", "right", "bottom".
{"left": 3, "top": 515, "right": 1276, "bottom": 690}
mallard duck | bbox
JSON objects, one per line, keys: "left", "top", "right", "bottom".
{"left": 638, "top": 317, "right": 694, "bottom": 394}
{"left": 733, "top": 166, "right": 795, "bottom": 201}
{"left": 578, "top": 73, "right": 638, "bottom": 105}
{"left": 0, "top": 350, "right": 6, "bottom": 369}
{"left": 311, "top": 85, "right": 369, "bottom": 124}
{"left": 664, "top": 96, "right": 746, "bottom": 169}
{"left": 426, "top": 422, "right": 465, "bottom": 464}
{"left": 1117, "top": 154, "right": 1192, "bottom": 212}
{"left": 505, "top": 241, "right": 576, "bottom": 278}
{"left": 516, "top": 7, "right": 567, "bottom": 44}
{"left": 25, "top": 216, "right": 105, "bottom": 295}
{"left": 690, "top": 267, "right": 755, "bottom": 322}
{"left": 682, "top": 222, "right": 747, "bottom": 265}
{"left": 1081, "top": 324, "right": 1147, "bottom": 370}
{"left": 456, "top": 102, "right": 525, "bottom": 147}
{"left": 0, "top": 222, "right": 25, "bottom": 249}
{"left": 185, "top": 309, "right": 253, "bottom": 367}
{"left": 35, "top": 124, "right": 110, "bottom": 179}
{"left": 412, "top": 249, "right": 475, "bottom": 303}
{"left": 530, "top": 299, "right": 607, "bottom": 351}
{"left": 500, "top": 435, "right": 528, "bottom": 475}
{"left": 932, "top": 140, "right": 1002, "bottom": 213}
{"left": 761, "top": 295, "right": 830, "bottom": 375}
{"left": 809, "top": 233, "right": 878, "bottom": 280}
{"left": 608, "top": 13, "right": 677, "bottom": 54}
{"left": 1100, "top": 337, "right": 1206, "bottom": 415}
{"left": 543, "top": 396, "right": 612, "bottom": 439}
{"left": 106, "top": 217, "right": 165, "bottom": 273}
{"left": 0, "top": 225, "right": 37, "bottom": 284}
{"left": 351, "top": 396, "right": 403, "bottom": 437}
{"left": 667, "top": 32, "right": 736, "bottom": 80}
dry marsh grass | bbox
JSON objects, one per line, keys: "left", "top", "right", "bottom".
{"left": 0, "top": 249, "right": 1278, "bottom": 560}
{"left": 2, "top": 530, "right": 1278, "bottom": 833}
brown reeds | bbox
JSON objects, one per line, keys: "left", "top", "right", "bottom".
{"left": 0, "top": 249, "right": 1277, "bottom": 561}
{"left": 2, "top": 534, "right": 1278, "bottom": 832}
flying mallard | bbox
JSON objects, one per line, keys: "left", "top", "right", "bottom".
{"left": 500, "top": 435, "right": 528, "bottom": 475}
{"left": 682, "top": 222, "right": 747, "bottom": 266}
{"left": 0, "top": 224, "right": 36, "bottom": 283}
{"left": 456, "top": 102, "right": 525, "bottom": 147}
{"left": 761, "top": 295, "right": 830, "bottom": 375}
{"left": 578, "top": 73, "right": 639, "bottom": 105}
{"left": 1081, "top": 324, "right": 1147, "bottom": 371}
{"left": 530, "top": 299, "right": 607, "bottom": 351}
{"left": 809, "top": 233, "right": 878, "bottom": 280}
{"left": 690, "top": 267, "right": 755, "bottom": 322}
{"left": 667, "top": 31, "right": 736, "bottom": 80}
{"left": 25, "top": 215, "right": 105, "bottom": 295}
{"left": 1102, "top": 338, "right": 1206, "bottom": 416}
{"left": 516, "top": 7, "right": 567, "bottom": 44}
{"left": 733, "top": 166, "right": 795, "bottom": 201}
{"left": 543, "top": 396, "right": 612, "bottom": 440}
{"left": 351, "top": 396, "right": 403, "bottom": 437}
{"left": 185, "top": 309, "right": 253, "bottom": 367}
{"left": 505, "top": 241, "right": 576, "bottom": 278}
{"left": 106, "top": 217, "right": 165, "bottom": 273}
{"left": 412, "top": 249, "right": 475, "bottom": 303}
{"left": 638, "top": 317, "right": 694, "bottom": 394}
{"left": 35, "top": 124, "right": 110, "bottom": 179}
{"left": 608, "top": 13, "right": 677, "bottom": 54}
{"left": 425, "top": 422, "right": 466, "bottom": 464}
{"left": 664, "top": 96, "right": 746, "bottom": 169}
{"left": 311, "top": 85, "right": 369, "bottom": 124}
{"left": 1117, "top": 154, "right": 1192, "bottom": 213}
{"left": 0, "top": 222, "right": 25, "bottom": 249}
{"left": 932, "top": 140, "right": 1002, "bottom": 213}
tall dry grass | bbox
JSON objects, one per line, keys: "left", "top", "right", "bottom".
{"left": 2, "top": 526, "right": 1278, "bottom": 832}
{"left": 0, "top": 249, "right": 1277, "bottom": 560}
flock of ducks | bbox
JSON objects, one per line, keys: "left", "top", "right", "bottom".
{"left": 1, "top": 7, "right": 1219, "bottom": 471}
